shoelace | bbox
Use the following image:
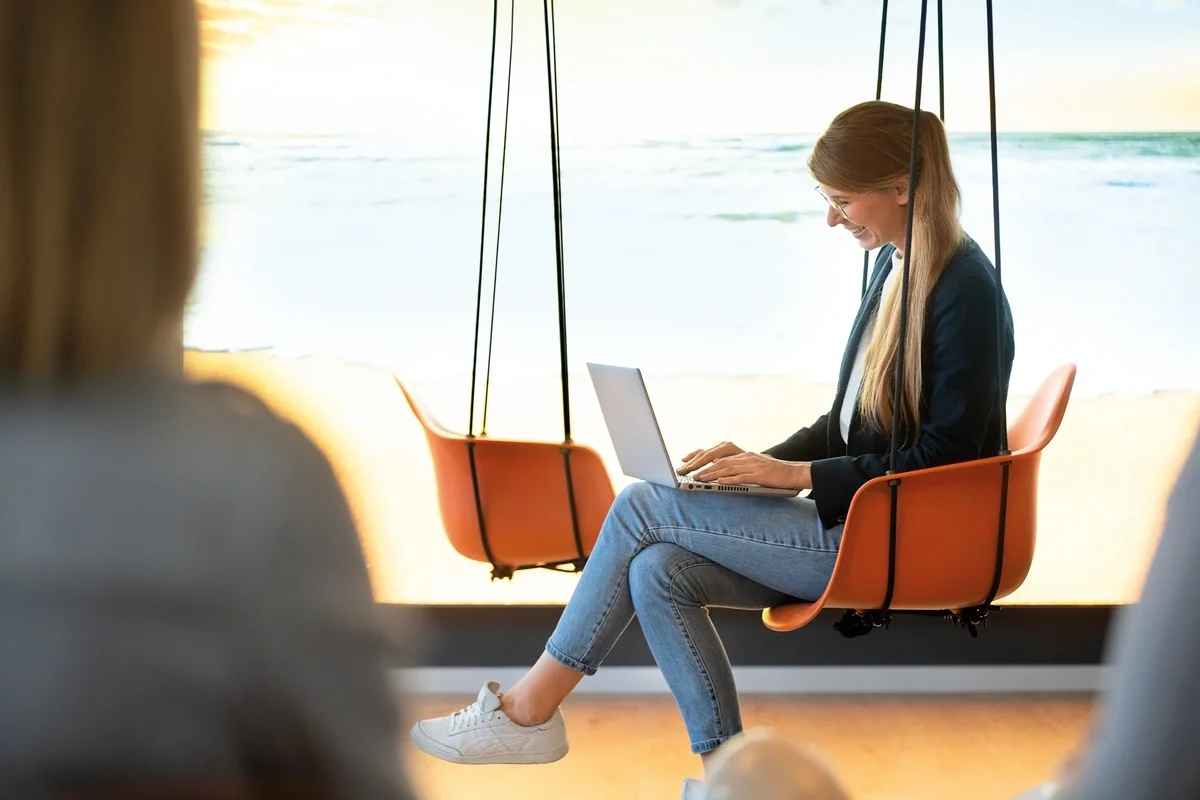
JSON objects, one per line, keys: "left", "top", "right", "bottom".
{"left": 447, "top": 702, "right": 490, "bottom": 734}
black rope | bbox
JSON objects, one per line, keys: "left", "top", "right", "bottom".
{"left": 542, "top": 0, "right": 585, "bottom": 561}
{"left": 889, "top": 0, "right": 927, "bottom": 475}
{"left": 862, "top": 0, "right": 890, "bottom": 300}
{"left": 880, "top": 0, "right": 929, "bottom": 613}
{"left": 463, "top": 0, "right": 585, "bottom": 575}
{"left": 986, "top": 0, "right": 1008, "bottom": 457}
{"left": 542, "top": 0, "right": 572, "bottom": 445}
{"left": 548, "top": 0, "right": 566, "bottom": 307}
{"left": 981, "top": 0, "right": 1010, "bottom": 609}
{"left": 936, "top": 0, "right": 945, "bottom": 122}
{"left": 481, "top": 0, "right": 517, "bottom": 436}
{"left": 468, "top": 0, "right": 504, "bottom": 437}
{"left": 875, "top": 0, "right": 888, "bottom": 101}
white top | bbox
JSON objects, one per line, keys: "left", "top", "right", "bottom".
{"left": 839, "top": 250, "right": 904, "bottom": 444}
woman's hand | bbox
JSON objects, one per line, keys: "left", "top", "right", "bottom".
{"left": 677, "top": 442, "right": 745, "bottom": 476}
{"left": 679, "top": 443, "right": 812, "bottom": 492}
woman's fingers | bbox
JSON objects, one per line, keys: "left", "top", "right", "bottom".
{"left": 678, "top": 452, "right": 712, "bottom": 474}
{"left": 679, "top": 442, "right": 740, "bottom": 474}
{"left": 693, "top": 452, "right": 750, "bottom": 481}
{"left": 697, "top": 452, "right": 781, "bottom": 483}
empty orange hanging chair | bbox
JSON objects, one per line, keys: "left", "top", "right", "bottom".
{"left": 397, "top": 0, "right": 615, "bottom": 580}
{"left": 396, "top": 379, "right": 614, "bottom": 580}
{"left": 764, "top": 0, "right": 1073, "bottom": 638}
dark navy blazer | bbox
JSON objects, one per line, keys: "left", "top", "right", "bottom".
{"left": 763, "top": 236, "right": 1016, "bottom": 530}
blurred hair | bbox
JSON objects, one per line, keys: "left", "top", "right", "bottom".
{"left": 704, "top": 728, "right": 851, "bottom": 800}
{"left": 0, "top": 0, "right": 200, "bottom": 387}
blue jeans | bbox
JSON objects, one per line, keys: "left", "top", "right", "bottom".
{"left": 544, "top": 481, "right": 842, "bottom": 753}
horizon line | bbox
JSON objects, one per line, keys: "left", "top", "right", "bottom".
{"left": 199, "top": 128, "right": 1200, "bottom": 138}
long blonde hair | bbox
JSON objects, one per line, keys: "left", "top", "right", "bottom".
{"left": 808, "top": 100, "right": 964, "bottom": 437}
{"left": 0, "top": 0, "right": 201, "bottom": 387}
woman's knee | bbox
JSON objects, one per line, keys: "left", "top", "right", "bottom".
{"left": 602, "top": 481, "right": 673, "bottom": 540}
{"left": 629, "top": 542, "right": 703, "bottom": 606}
{"left": 614, "top": 479, "right": 668, "bottom": 513}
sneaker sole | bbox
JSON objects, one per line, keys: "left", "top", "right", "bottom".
{"left": 409, "top": 726, "right": 569, "bottom": 765}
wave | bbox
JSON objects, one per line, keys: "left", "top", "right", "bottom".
{"left": 712, "top": 210, "right": 815, "bottom": 223}
{"left": 1105, "top": 180, "right": 1156, "bottom": 188}
{"left": 638, "top": 137, "right": 814, "bottom": 154}
{"left": 287, "top": 155, "right": 391, "bottom": 163}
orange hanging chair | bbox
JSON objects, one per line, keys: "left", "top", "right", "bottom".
{"left": 398, "top": 0, "right": 615, "bottom": 580}
{"left": 395, "top": 378, "right": 614, "bottom": 580}
{"left": 763, "top": 0, "right": 1071, "bottom": 638}
{"left": 763, "top": 363, "right": 1075, "bottom": 637}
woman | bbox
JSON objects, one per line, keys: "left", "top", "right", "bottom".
{"left": 0, "top": 2, "right": 414, "bottom": 797}
{"left": 411, "top": 99, "right": 1015, "bottom": 786}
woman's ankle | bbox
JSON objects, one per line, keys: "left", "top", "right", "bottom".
{"left": 498, "top": 689, "right": 553, "bottom": 727}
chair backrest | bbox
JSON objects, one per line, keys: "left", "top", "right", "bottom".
{"left": 841, "top": 363, "right": 1078, "bottom": 610}
{"left": 397, "top": 379, "right": 457, "bottom": 438}
{"left": 1008, "top": 363, "right": 1077, "bottom": 454}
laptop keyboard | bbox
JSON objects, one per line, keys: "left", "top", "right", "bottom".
{"left": 679, "top": 474, "right": 754, "bottom": 492}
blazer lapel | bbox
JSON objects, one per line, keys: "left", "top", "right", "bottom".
{"left": 835, "top": 248, "right": 894, "bottom": 397}
{"left": 827, "top": 253, "right": 893, "bottom": 449}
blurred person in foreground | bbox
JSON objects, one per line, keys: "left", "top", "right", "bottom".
{"left": 685, "top": 729, "right": 851, "bottom": 800}
{"left": 1013, "top": 431, "right": 1200, "bottom": 800}
{"left": 0, "top": 2, "right": 415, "bottom": 798}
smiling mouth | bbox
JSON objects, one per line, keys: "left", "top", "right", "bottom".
{"left": 849, "top": 226, "right": 867, "bottom": 236}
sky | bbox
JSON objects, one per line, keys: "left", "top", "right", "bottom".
{"left": 197, "top": 0, "right": 1200, "bottom": 138}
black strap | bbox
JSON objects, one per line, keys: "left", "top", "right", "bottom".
{"left": 889, "top": 0, "right": 926, "bottom": 474}
{"left": 542, "top": 0, "right": 585, "bottom": 561}
{"left": 542, "top": 0, "right": 571, "bottom": 445}
{"left": 981, "top": 0, "right": 1010, "bottom": 608}
{"left": 480, "top": 0, "right": 517, "bottom": 437}
{"left": 936, "top": 0, "right": 946, "bottom": 122}
{"left": 985, "top": 0, "right": 1008, "bottom": 457}
{"left": 561, "top": 448, "right": 586, "bottom": 561}
{"left": 861, "top": 0, "right": 890, "bottom": 300}
{"left": 466, "top": 440, "right": 509, "bottom": 579}
{"left": 464, "top": 0, "right": 507, "bottom": 577}
{"left": 880, "top": 0, "right": 929, "bottom": 613}
{"left": 466, "top": 0, "right": 584, "bottom": 575}
{"left": 468, "top": 0, "right": 504, "bottom": 438}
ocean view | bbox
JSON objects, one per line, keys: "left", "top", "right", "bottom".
{"left": 188, "top": 131, "right": 1200, "bottom": 399}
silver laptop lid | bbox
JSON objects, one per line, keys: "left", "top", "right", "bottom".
{"left": 586, "top": 363, "right": 679, "bottom": 488}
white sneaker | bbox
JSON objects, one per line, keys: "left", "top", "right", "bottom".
{"left": 681, "top": 778, "right": 707, "bottom": 799}
{"left": 410, "top": 680, "right": 569, "bottom": 765}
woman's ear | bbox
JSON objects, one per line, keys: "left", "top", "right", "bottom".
{"left": 893, "top": 179, "right": 910, "bottom": 205}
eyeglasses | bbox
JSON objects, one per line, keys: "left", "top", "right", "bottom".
{"left": 814, "top": 185, "right": 853, "bottom": 219}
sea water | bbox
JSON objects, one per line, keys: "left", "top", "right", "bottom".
{"left": 188, "top": 131, "right": 1200, "bottom": 398}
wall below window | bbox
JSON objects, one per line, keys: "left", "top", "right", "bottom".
{"left": 385, "top": 604, "right": 1115, "bottom": 695}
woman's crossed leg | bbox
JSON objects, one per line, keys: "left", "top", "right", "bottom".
{"left": 410, "top": 481, "right": 841, "bottom": 766}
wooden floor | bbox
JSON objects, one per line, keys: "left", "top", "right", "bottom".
{"left": 404, "top": 694, "right": 1096, "bottom": 800}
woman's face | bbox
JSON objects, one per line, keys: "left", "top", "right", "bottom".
{"left": 816, "top": 181, "right": 909, "bottom": 253}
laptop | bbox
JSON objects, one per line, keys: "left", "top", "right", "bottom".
{"left": 586, "top": 363, "right": 799, "bottom": 498}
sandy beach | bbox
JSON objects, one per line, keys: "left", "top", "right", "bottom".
{"left": 184, "top": 350, "right": 1200, "bottom": 608}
